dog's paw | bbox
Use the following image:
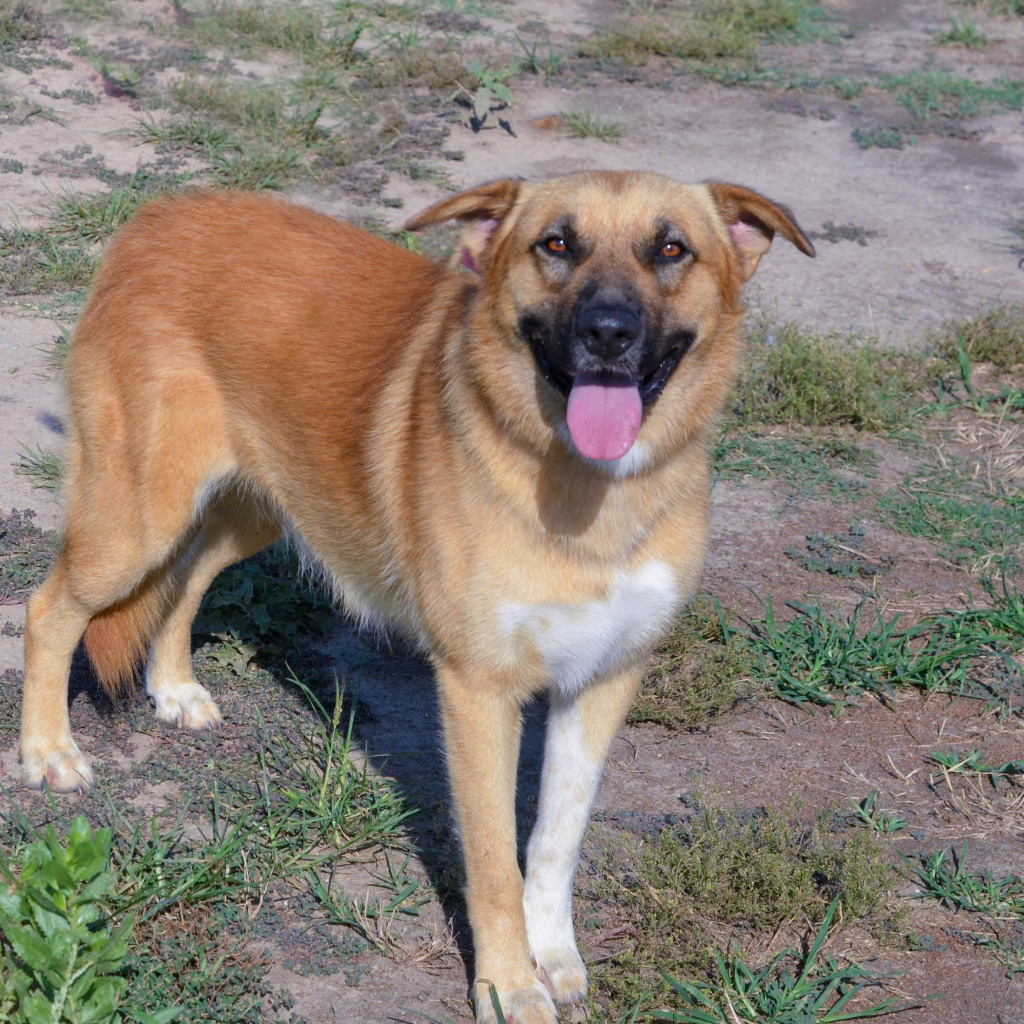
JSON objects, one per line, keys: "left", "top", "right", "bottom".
{"left": 475, "top": 978, "right": 558, "bottom": 1024}
{"left": 151, "top": 682, "right": 223, "bottom": 731}
{"left": 21, "top": 743, "right": 94, "bottom": 793}
{"left": 535, "top": 946, "right": 587, "bottom": 1005}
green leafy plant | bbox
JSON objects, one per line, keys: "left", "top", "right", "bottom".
{"left": 0, "top": 816, "right": 177, "bottom": 1024}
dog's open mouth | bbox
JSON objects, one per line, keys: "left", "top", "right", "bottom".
{"left": 534, "top": 347, "right": 686, "bottom": 460}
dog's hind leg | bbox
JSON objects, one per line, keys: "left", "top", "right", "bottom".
{"left": 523, "top": 665, "right": 646, "bottom": 1008}
{"left": 143, "top": 484, "right": 281, "bottom": 731}
{"left": 20, "top": 365, "right": 239, "bottom": 791}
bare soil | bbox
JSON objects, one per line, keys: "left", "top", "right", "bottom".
{"left": 1, "top": 2, "right": 1022, "bottom": 1023}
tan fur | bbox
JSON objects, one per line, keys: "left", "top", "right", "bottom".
{"left": 19, "top": 172, "right": 813, "bottom": 1024}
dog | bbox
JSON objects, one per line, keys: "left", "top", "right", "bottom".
{"left": 19, "top": 171, "right": 813, "bottom": 1023}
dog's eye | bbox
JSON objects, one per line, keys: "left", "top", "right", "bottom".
{"left": 658, "top": 242, "right": 686, "bottom": 261}
{"left": 543, "top": 237, "right": 569, "bottom": 255}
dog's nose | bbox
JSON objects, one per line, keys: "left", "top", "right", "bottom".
{"left": 575, "top": 304, "right": 641, "bottom": 359}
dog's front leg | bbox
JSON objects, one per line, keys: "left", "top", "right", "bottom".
{"left": 435, "top": 662, "right": 558, "bottom": 1024}
{"left": 523, "top": 665, "right": 646, "bottom": 1008}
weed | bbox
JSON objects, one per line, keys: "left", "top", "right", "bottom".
{"left": 196, "top": 542, "right": 335, "bottom": 666}
{"left": 849, "top": 792, "right": 906, "bottom": 834}
{"left": 728, "top": 582, "right": 1024, "bottom": 716}
{"left": 852, "top": 126, "right": 912, "bottom": 150}
{"left": 512, "top": 32, "right": 561, "bottom": 78}
{"left": 563, "top": 111, "right": 624, "bottom": 140}
{"left": 882, "top": 69, "right": 1024, "bottom": 123}
{"left": 590, "top": 802, "right": 896, "bottom": 1013}
{"left": 452, "top": 61, "right": 517, "bottom": 132}
{"left": 935, "top": 17, "right": 989, "bottom": 48}
{"left": 652, "top": 899, "right": 919, "bottom": 1023}
{"left": 928, "top": 748, "right": 1024, "bottom": 788}
{"left": 633, "top": 594, "right": 759, "bottom": 728}
{"left": 785, "top": 525, "right": 894, "bottom": 580}
{"left": 908, "top": 844, "right": 1024, "bottom": 919}
{"left": 0, "top": 508, "right": 59, "bottom": 603}
{"left": 0, "top": 816, "right": 160, "bottom": 1024}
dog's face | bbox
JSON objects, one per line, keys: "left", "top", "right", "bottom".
{"left": 407, "top": 172, "right": 814, "bottom": 465}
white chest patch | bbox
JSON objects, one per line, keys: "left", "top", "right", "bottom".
{"left": 499, "top": 561, "right": 680, "bottom": 696}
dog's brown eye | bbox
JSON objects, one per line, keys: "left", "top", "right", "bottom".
{"left": 545, "top": 237, "right": 568, "bottom": 254}
{"left": 660, "top": 242, "right": 684, "bottom": 259}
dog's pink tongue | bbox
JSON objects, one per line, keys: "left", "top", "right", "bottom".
{"left": 566, "top": 375, "right": 643, "bottom": 461}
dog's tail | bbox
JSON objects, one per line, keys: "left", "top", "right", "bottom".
{"left": 82, "top": 573, "right": 171, "bottom": 697}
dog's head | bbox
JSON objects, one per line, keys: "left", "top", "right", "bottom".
{"left": 406, "top": 172, "right": 814, "bottom": 469}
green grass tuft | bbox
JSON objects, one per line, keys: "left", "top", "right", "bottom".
{"left": 632, "top": 594, "right": 759, "bottom": 728}
{"left": 935, "top": 17, "right": 990, "bottom": 48}
{"left": 591, "top": 802, "right": 897, "bottom": 1014}
{"left": 586, "top": 0, "right": 825, "bottom": 64}
{"left": 882, "top": 69, "right": 1024, "bottom": 123}
{"left": 928, "top": 303, "right": 1024, "bottom": 369}
{"left": 733, "top": 323, "right": 931, "bottom": 431}
{"left": 563, "top": 111, "right": 624, "bottom": 140}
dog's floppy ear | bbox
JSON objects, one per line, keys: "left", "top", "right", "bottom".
{"left": 707, "top": 182, "right": 816, "bottom": 282}
{"left": 404, "top": 178, "right": 522, "bottom": 273}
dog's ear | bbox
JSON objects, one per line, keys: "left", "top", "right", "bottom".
{"left": 404, "top": 179, "right": 522, "bottom": 273}
{"left": 707, "top": 182, "right": 816, "bottom": 282}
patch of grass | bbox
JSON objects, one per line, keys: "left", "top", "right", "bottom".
{"left": 929, "top": 303, "right": 1024, "bottom": 369}
{"left": 563, "top": 110, "right": 624, "bottom": 140}
{"left": 653, "top": 898, "right": 920, "bottom": 1023}
{"left": 882, "top": 69, "right": 1024, "bottom": 123}
{"left": 713, "top": 434, "right": 877, "bottom": 502}
{"left": 0, "top": 508, "right": 59, "bottom": 603}
{"left": 590, "top": 802, "right": 897, "bottom": 1014}
{"left": 852, "top": 125, "right": 913, "bottom": 150}
{"left": 0, "top": 0, "right": 45, "bottom": 55}
{"left": 729, "top": 579, "right": 1024, "bottom": 716}
{"left": 0, "top": 225, "right": 96, "bottom": 294}
{"left": 935, "top": 17, "right": 990, "bottom": 48}
{"left": 733, "top": 323, "right": 932, "bottom": 431}
{"left": 585, "top": 0, "right": 826, "bottom": 64}
{"left": 876, "top": 466, "right": 1024, "bottom": 567}
{"left": 956, "top": 0, "right": 1024, "bottom": 16}
{"left": 188, "top": 0, "right": 332, "bottom": 58}
{"left": 13, "top": 443, "right": 62, "bottom": 492}
{"left": 633, "top": 594, "right": 759, "bottom": 728}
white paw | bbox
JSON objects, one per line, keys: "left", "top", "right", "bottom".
{"left": 21, "top": 743, "right": 94, "bottom": 793}
{"left": 535, "top": 945, "right": 588, "bottom": 1005}
{"left": 475, "top": 978, "right": 558, "bottom": 1024}
{"left": 150, "top": 682, "right": 223, "bottom": 731}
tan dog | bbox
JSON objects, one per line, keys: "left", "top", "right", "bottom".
{"left": 19, "top": 172, "right": 813, "bottom": 1023}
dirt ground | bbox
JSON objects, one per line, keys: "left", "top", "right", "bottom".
{"left": 1, "top": 1, "right": 1023, "bottom": 1022}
